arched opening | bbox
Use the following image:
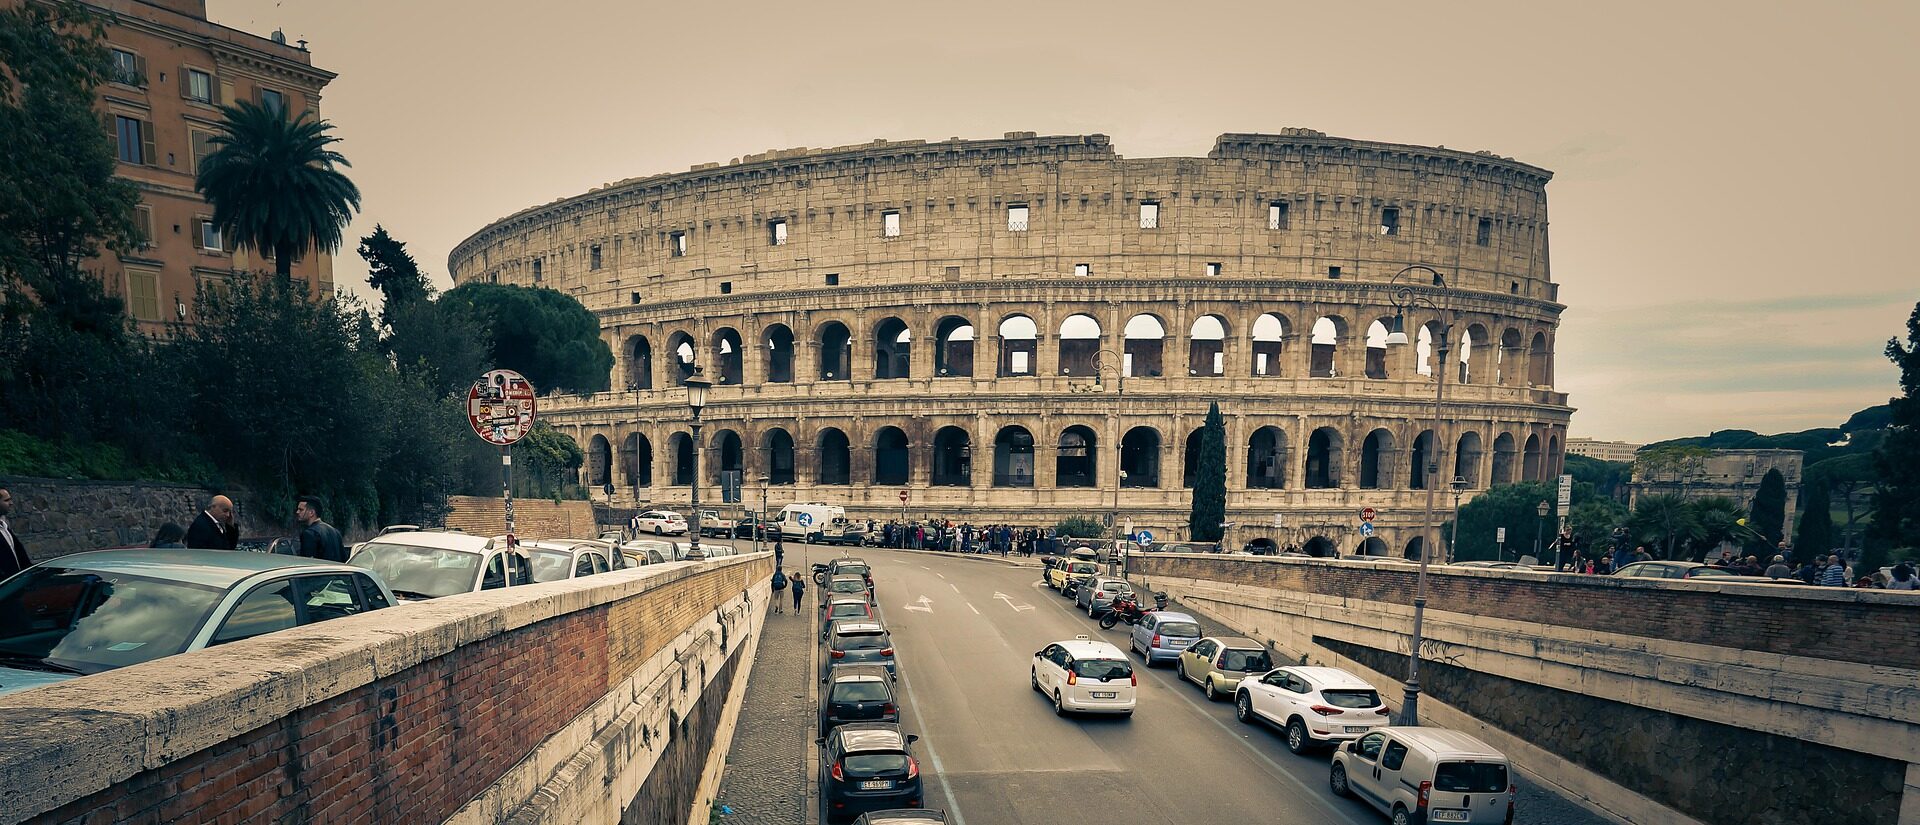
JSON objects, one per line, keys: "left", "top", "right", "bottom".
{"left": 1181, "top": 427, "right": 1204, "bottom": 489}
{"left": 1455, "top": 431, "right": 1484, "bottom": 488}
{"left": 1523, "top": 433, "right": 1543, "bottom": 481}
{"left": 763, "top": 428, "right": 795, "bottom": 485}
{"left": 1461, "top": 324, "right": 1489, "bottom": 385}
{"left": 1491, "top": 432, "right": 1517, "bottom": 485}
{"left": 998, "top": 315, "right": 1037, "bottom": 377}
{"left": 1122, "top": 427, "right": 1162, "bottom": 488}
{"left": 1056, "top": 425, "right": 1097, "bottom": 488}
{"left": 817, "top": 428, "right": 851, "bottom": 485}
{"left": 1365, "top": 319, "right": 1391, "bottom": 379}
{"left": 1409, "top": 430, "right": 1435, "bottom": 490}
{"left": 764, "top": 324, "right": 795, "bottom": 383}
{"left": 1310, "top": 317, "right": 1344, "bottom": 378}
{"left": 623, "top": 432, "right": 653, "bottom": 488}
{"left": 1358, "top": 537, "right": 1389, "bottom": 557}
{"left": 1188, "top": 314, "right": 1227, "bottom": 376}
{"left": 1528, "top": 332, "right": 1552, "bottom": 386}
{"left": 1499, "top": 328, "right": 1524, "bottom": 386}
{"left": 625, "top": 335, "right": 653, "bottom": 390}
{"left": 1415, "top": 322, "right": 1439, "bottom": 378}
{"left": 1548, "top": 434, "right": 1563, "bottom": 479}
{"left": 671, "top": 433, "right": 695, "bottom": 486}
{"left": 667, "top": 332, "right": 698, "bottom": 381}
{"left": 873, "top": 317, "right": 911, "bottom": 380}
{"left": 818, "top": 322, "right": 852, "bottom": 381}
{"left": 931, "top": 426, "right": 972, "bottom": 486}
{"left": 1404, "top": 535, "right": 1426, "bottom": 562}
{"left": 1306, "top": 427, "right": 1342, "bottom": 489}
{"left": 1058, "top": 313, "right": 1102, "bottom": 376}
{"left": 713, "top": 429, "right": 743, "bottom": 486}
{"left": 992, "top": 426, "right": 1036, "bottom": 487}
{"left": 1247, "top": 426, "right": 1288, "bottom": 489}
{"left": 588, "top": 435, "right": 612, "bottom": 487}
{"left": 873, "top": 427, "right": 909, "bottom": 485}
{"left": 1359, "top": 429, "right": 1395, "bottom": 489}
{"left": 1304, "top": 535, "right": 1337, "bottom": 557}
{"left": 934, "top": 316, "right": 975, "bottom": 377}
{"left": 1247, "top": 537, "right": 1278, "bottom": 555}
{"left": 1251, "top": 313, "right": 1286, "bottom": 377}
{"left": 1123, "top": 314, "right": 1165, "bottom": 377}
{"left": 712, "top": 328, "right": 744, "bottom": 386}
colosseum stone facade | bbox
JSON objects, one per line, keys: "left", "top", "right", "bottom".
{"left": 448, "top": 129, "right": 1572, "bottom": 557}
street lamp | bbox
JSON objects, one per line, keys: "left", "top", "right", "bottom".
{"left": 684, "top": 371, "right": 711, "bottom": 561}
{"left": 1534, "top": 499, "right": 1550, "bottom": 562}
{"left": 1076, "top": 348, "right": 1127, "bottom": 575}
{"left": 1381, "top": 263, "right": 1453, "bottom": 727}
{"left": 755, "top": 474, "right": 771, "bottom": 558}
{"left": 1448, "top": 476, "right": 1468, "bottom": 564}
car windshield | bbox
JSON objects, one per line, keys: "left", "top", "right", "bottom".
{"left": 1688, "top": 567, "right": 1734, "bottom": 577}
{"left": 1220, "top": 649, "right": 1271, "bottom": 672}
{"left": 832, "top": 681, "right": 890, "bottom": 702}
{"left": 1071, "top": 658, "right": 1133, "bottom": 680}
{"left": 1435, "top": 761, "right": 1508, "bottom": 793}
{"left": 0, "top": 566, "right": 226, "bottom": 674}
{"left": 526, "top": 550, "right": 575, "bottom": 583}
{"left": 1321, "top": 688, "right": 1382, "bottom": 708}
{"left": 844, "top": 753, "right": 909, "bottom": 776}
{"left": 840, "top": 633, "right": 890, "bottom": 651}
{"left": 349, "top": 542, "right": 480, "bottom": 598}
{"left": 1158, "top": 621, "right": 1201, "bottom": 637}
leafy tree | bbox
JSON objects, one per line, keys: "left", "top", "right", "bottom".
{"left": 1054, "top": 515, "right": 1106, "bottom": 539}
{"left": 1445, "top": 481, "right": 1554, "bottom": 561}
{"left": 1795, "top": 477, "right": 1835, "bottom": 559}
{"left": 1871, "top": 298, "right": 1920, "bottom": 552}
{"left": 1633, "top": 446, "right": 1712, "bottom": 485}
{"left": 1808, "top": 453, "right": 1877, "bottom": 551}
{"left": 441, "top": 282, "right": 613, "bottom": 394}
{"left": 1693, "top": 497, "right": 1747, "bottom": 561}
{"left": 1747, "top": 467, "right": 1787, "bottom": 552}
{"left": 1564, "top": 454, "right": 1631, "bottom": 502}
{"left": 357, "top": 224, "right": 431, "bottom": 325}
{"left": 1629, "top": 493, "right": 1702, "bottom": 559}
{"left": 387, "top": 298, "right": 491, "bottom": 398}
{"left": 490, "top": 420, "right": 584, "bottom": 499}
{"left": 1566, "top": 497, "right": 1628, "bottom": 556}
{"left": 195, "top": 100, "right": 360, "bottom": 278}
{"left": 1188, "top": 402, "right": 1227, "bottom": 542}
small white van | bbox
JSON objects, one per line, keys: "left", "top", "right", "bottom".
{"left": 1330, "top": 726, "right": 1515, "bottom": 825}
{"left": 777, "top": 503, "right": 863, "bottom": 545}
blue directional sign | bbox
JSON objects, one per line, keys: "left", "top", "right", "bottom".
{"left": 797, "top": 512, "right": 814, "bottom": 527}
{"left": 1359, "top": 522, "right": 1376, "bottom": 537}
{"left": 1134, "top": 530, "right": 1154, "bottom": 547}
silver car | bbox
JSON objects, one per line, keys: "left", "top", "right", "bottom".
{"left": 1075, "top": 577, "right": 1133, "bottom": 617}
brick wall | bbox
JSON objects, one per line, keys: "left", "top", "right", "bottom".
{"left": 443, "top": 495, "right": 597, "bottom": 539}
{"left": 0, "top": 555, "right": 768, "bottom": 825}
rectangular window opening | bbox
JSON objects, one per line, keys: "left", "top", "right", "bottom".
{"left": 1510, "top": 281, "right": 1520, "bottom": 294}
{"left": 532, "top": 259, "right": 543, "bottom": 282}
{"left": 719, "top": 281, "right": 732, "bottom": 294}
{"left": 185, "top": 68, "right": 212, "bottom": 103}
{"left": 882, "top": 210, "right": 901, "bottom": 238}
{"left": 1205, "top": 262, "right": 1221, "bottom": 277}
{"left": 1073, "top": 263, "right": 1090, "bottom": 277}
{"left": 825, "top": 273, "right": 839, "bottom": 286}
{"left": 1476, "top": 217, "right": 1493, "bottom": 246}
{"left": 190, "top": 130, "right": 214, "bottom": 174}
{"left": 768, "top": 219, "right": 788, "bottom": 246}
{"left": 260, "top": 87, "right": 286, "bottom": 115}
{"left": 671, "top": 231, "right": 687, "bottom": 257}
{"left": 1139, "top": 201, "right": 1160, "bottom": 229}
{"left": 135, "top": 207, "right": 154, "bottom": 249}
{"left": 197, "top": 219, "right": 223, "bottom": 252}
{"left": 110, "top": 49, "right": 142, "bottom": 86}
{"left": 126, "top": 268, "right": 159, "bottom": 321}
{"left": 1328, "top": 266, "right": 1341, "bottom": 279}
{"left": 590, "top": 244, "right": 602, "bottom": 270}
{"left": 1268, "top": 201, "right": 1290, "bottom": 230}
{"left": 631, "top": 291, "right": 642, "bottom": 305}
{"left": 1380, "top": 207, "right": 1400, "bottom": 236}
{"left": 1007, "top": 204, "right": 1029, "bottom": 232}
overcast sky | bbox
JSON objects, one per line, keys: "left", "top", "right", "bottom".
{"left": 209, "top": 0, "right": 1918, "bottom": 444}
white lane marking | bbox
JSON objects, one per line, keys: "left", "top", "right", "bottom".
{"left": 904, "top": 595, "right": 933, "bottom": 613}
{"left": 992, "top": 591, "right": 1034, "bottom": 612}
{"left": 949, "top": 582, "right": 960, "bottom": 593}
{"left": 922, "top": 566, "right": 932, "bottom": 570}
{"left": 968, "top": 602, "right": 981, "bottom": 615}
{"left": 894, "top": 669, "right": 967, "bottom": 825}
{"left": 936, "top": 572, "right": 946, "bottom": 579}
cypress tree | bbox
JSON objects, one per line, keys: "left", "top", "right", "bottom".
{"left": 1871, "top": 299, "right": 1920, "bottom": 551}
{"left": 1794, "top": 477, "right": 1834, "bottom": 560}
{"left": 1189, "top": 402, "right": 1228, "bottom": 542}
{"left": 1748, "top": 467, "right": 1787, "bottom": 553}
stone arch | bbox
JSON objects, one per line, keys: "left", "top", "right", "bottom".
{"left": 818, "top": 321, "right": 852, "bottom": 381}
{"left": 1409, "top": 429, "right": 1437, "bottom": 490}
{"left": 1187, "top": 314, "right": 1228, "bottom": 376}
{"left": 1499, "top": 328, "right": 1524, "bottom": 386}
{"left": 1057, "top": 313, "right": 1102, "bottom": 376}
{"left": 992, "top": 425, "right": 1036, "bottom": 487}
{"left": 1251, "top": 313, "right": 1287, "bottom": 377}
{"left": 1056, "top": 425, "right": 1097, "bottom": 488}
{"left": 1123, "top": 314, "right": 1166, "bottom": 377}
{"left": 1461, "top": 323, "right": 1490, "bottom": 384}
{"left": 1492, "top": 432, "right": 1518, "bottom": 485}
{"left": 934, "top": 316, "right": 975, "bottom": 377}
{"left": 1121, "top": 426, "right": 1161, "bottom": 488}
{"left": 712, "top": 429, "right": 744, "bottom": 484}
{"left": 666, "top": 331, "right": 698, "bottom": 381}
{"left": 763, "top": 428, "right": 795, "bottom": 485}
{"left": 816, "top": 428, "right": 851, "bottom": 485}
{"left": 763, "top": 324, "right": 795, "bottom": 383}
{"left": 1303, "top": 535, "right": 1338, "bottom": 557}
{"left": 671, "top": 432, "right": 695, "bottom": 486}
{"left": 624, "top": 335, "right": 653, "bottom": 390}
{"left": 1359, "top": 428, "right": 1396, "bottom": 489}
{"left": 873, "top": 316, "right": 912, "bottom": 380}
{"left": 1454, "top": 431, "right": 1484, "bottom": 487}
{"left": 1365, "top": 318, "right": 1392, "bottom": 379}
{"left": 1523, "top": 433, "right": 1544, "bottom": 481}
{"left": 1529, "top": 332, "right": 1552, "bottom": 386}
{"left": 588, "top": 434, "right": 612, "bottom": 487}
{"left": 1181, "top": 427, "right": 1204, "bottom": 489}
{"left": 712, "top": 327, "right": 744, "bottom": 386}
{"left": 1247, "top": 426, "right": 1288, "bottom": 489}
{"left": 873, "top": 426, "right": 909, "bottom": 485}
{"left": 623, "top": 432, "right": 653, "bottom": 488}
{"left": 931, "top": 426, "right": 972, "bottom": 486}
{"left": 1310, "top": 316, "right": 1346, "bottom": 377}
{"left": 1358, "top": 536, "right": 1389, "bottom": 557}
{"left": 1548, "top": 434, "right": 1563, "bottom": 479}
{"left": 1306, "top": 426, "right": 1343, "bottom": 489}
{"left": 1405, "top": 535, "right": 1426, "bottom": 562}
{"left": 998, "top": 314, "right": 1038, "bottom": 377}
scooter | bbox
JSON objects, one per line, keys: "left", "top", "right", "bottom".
{"left": 1099, "top": 591, "right": 1169, "bottom": 629}
{"left": 811, "top": 562, "right": 830, "bottom": 585}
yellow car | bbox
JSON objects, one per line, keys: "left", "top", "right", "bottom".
{"left": 1176, "top": 636, "right": 1274, "bottom": 701}
{"left": 1047, "top": 560, "right": 1099, "bottom": 591}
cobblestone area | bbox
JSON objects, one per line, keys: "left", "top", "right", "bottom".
{"left": 714, "top": 590, "right": 815, "bottom": 825}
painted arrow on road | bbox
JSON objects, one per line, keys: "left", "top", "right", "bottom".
{"left": 903, "top": 595, "right": 933, "bottom": 613}
{"left": 992, "top": 592, "right": 1034, "bottom": 612}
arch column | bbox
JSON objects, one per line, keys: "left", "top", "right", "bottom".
{"left": 909, "top": 311, "right": 935, "bottom": 382}
{"left": 741, "top": 315, "right": 765, "bottom": 388}
{"left": 850, "top": 311, "right": 873, "bottom": 383}
{"left": 1286, "top": 333, "right": 1311, "bottom": 378}
{"left": 1287, "top": 417, "right": 1310, "bottom": 489}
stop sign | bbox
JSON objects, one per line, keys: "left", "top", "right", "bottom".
{"left": 1361, "top": 507, "right": 1377, "bottom": 522}
{"left": 899, "top": 491, "right": 909, "bottom": 503}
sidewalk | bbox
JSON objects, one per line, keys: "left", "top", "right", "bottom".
{"left": 714, "top": 587, "right": 817, "bottom": 825}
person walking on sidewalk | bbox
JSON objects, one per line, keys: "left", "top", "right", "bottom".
{"left": 790, "top": 574, "right": 806, "bottom": 613}
{"left": 770, "top": 567, "right": 789, "bottom": 613}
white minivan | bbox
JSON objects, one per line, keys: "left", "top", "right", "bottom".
{"left": 1030, "top": 634, "right": 1136, "bottom": 717}
{"left": 777, "top": 503, "right": 863, "bottom": 544}
{"left": 1329, "top": 727, "right": 1515, "bottom": 825}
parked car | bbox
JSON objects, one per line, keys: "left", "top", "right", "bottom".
{"left": 822, "top": 597, "right": 875, "bottom": 634}
{"left": 822, "top": 575, "right": 876, "bottom": 606}
{"left": 685, "top": 542, "right": 735, "bottom": 561}
{"left": 1127, "top": 611, "right": 1202, "bottom": 666}
{"left": 735, "top": 515, "right": 777, "bottom": 540}
{"left": 823, "top": 619, "right": 896, "bottom": 679}
{"left": 0, "top": 549, "right": 395, "bottom": 697}
{"left": 1031, "top": 634, "right": 1135, "bottom": 717}
{"left": 618, "top": 539, "right": 681, "bottom": 566}
{"left": 521, "top": 540, "right": 623, "bottom": 583}
{"left": 633, "top": 510, "right": 689, "bottom": 536}
{"left": 1074, "top": 577, "right": 1133, "bottom": 617}
{"left": 346, "top": 531, "right": 530, "bottom": 601}
{"left": 1236, "top": 666, "right": 1388, "bottom": 754}
{"left": 817, "top": 723, "right": 923, "bottom": 823}
{"left": 1613, "top": 561, "right": 1737, "bottom": 579}
{"left": 1045, "top": 560, "right": 1099, "bottom": 591}
{"left": 851, "top": 811, "right": 945, "bottom": 824}
{"left": 820, "top": 665, "right": 898, "bottom": 734}
{"left": 825, "top": 558, "right": 874, "bottom": 588}
{"left": 1175, "top": 636, "right": 1272, "bottom": 700}
{"left": 1330, "top": 727, "right": 1515, "bottom": 825}
{"left": 696, "top": 509, "right": 737, "bottom": 538}
{"left": 1449, "top": 560, "right": 1522, "bottom": 570}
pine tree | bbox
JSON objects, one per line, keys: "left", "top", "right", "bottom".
{"left": 1189, "top": 402, "right": 1228, "bottom": 543}
{"left": 358, "top": 224, "right": 431, "bottom": 324}
{"left": 1795, "top": 477, "right": 1834, "bottom": 559}
{"left": 1748, "top": 467, "right": 1787, "bottom": 553}
{"left": 1872, "top": 298, "right": 1920, "bottom": 551}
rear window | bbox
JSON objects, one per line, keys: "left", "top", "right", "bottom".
{"left": 1220, "top": 649, "right": 1271, "bottom": 672}
{"left": 830, "top": 579, "right": 866, "bottom": 592}
{"left": 1157, "top": 621, "right": 1200, "bottom": 637}
{"left": 1321, "top": 688, "right": 1382, "bottom": 709}
{"left": 1435, "top": 761, "right": 1508, "bottom": 793}
{"left": 832, "top": 681, "right": 890, "bottom": 702}
{"left": 1098, "top": 582, "right": 1129, "bottom": 593}
{"left": 836, "top": 564, "right": 870, "bottom": 577}
{"left": 1067, "top": 562, "right": 1097, "bottom": 574}
{"left": 843, "top": 753, "right": 909, "bottom": 775}
{"left": 1071, "top": 658, "right": 1133, "bottom": 680}
{"left": 840, "top": 633, "right": 890, "bottom": 650}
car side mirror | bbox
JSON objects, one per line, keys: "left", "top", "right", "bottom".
{"left": 906, "top": 734, "right": 919, "bottom": 745}
{"left": 815, "top": 737, "right": 826, "bottom": 747}
{"left": 1035, "top": 650, "right": 1045, "bottom": 658}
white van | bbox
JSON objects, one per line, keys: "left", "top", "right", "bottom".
{"left": 1330, "top": 727, "right": 1515, "bottom": 825}
{"left": 777, "top": 503, "right": 864, "bottom": 545}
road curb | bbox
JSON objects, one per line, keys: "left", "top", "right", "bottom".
{"left": 804, "top": 543, "right": 821, "bottom": 825}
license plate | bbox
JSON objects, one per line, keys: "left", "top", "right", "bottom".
{"left": 860, "top": 780, "right": 891, "bottom": 790}
{"left": 1430, "top": 811, "right": 1468, "bottom": 822}
{"left": 1344, "top": 726, "right": 1370, "bottom": 733}
{"left": 1091, "top": 691, "right": 1117, "bottom": 698}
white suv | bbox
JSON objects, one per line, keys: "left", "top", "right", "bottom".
{"left": 1233, "top": 665, "right": 1388, "bottom": 753}
{"left": 1031, "top": 634, "right": 1136, "bottom": 717}
{"left": 633, "top": 510, "right": 688, "bottom": 536}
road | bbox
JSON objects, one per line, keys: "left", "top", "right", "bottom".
{"left": 834, "top": 547, "right": 1385, "bottom": 825}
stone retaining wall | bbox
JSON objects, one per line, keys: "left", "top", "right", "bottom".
{"left": 442, "top": 495, "right": 597, "bottom": 540}
{"left": 0, "top": 475, "right": 282, "bottom": 560}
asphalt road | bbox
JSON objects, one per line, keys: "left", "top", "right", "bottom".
{"left": 838, "top": 547, "right": 1386, "bottom": 825}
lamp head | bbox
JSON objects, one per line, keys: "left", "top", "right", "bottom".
{"left": 1450, "top": 476, "right": 1468, "bottom": 492}
{"left": 1536, "top": 500, "right": 1550, "bottom": 517}
{"left": 683, "top": 374, "right": 711, "bottom": 411}
{"left": 1384, "top": 313, "right": 1410, "bottom": 347}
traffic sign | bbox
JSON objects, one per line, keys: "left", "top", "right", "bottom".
{"left": 1133, "top": 530, "right": 1154, "bottom": 548}
{"left": 1557, "top": 474, "right": 1573, "bottom": 509}
{"left": 797, "top": 512, "right": 815, "bottom": 528}
{"left": 1497, "top": 527, "right": 1508, "bottom": 543}
{"left": 1359, "top": 522, "right": 1376, "bottom": 537}
{"left": 467, "top": 369, "right": 537, "bottom": 445}
{"left": 1361, "top": 507, "right": 1377, "bottom": 522}
{"left": 899, "top": 490, "right": 909, "bottom": 503}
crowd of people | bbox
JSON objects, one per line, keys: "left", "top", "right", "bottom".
{"left": 1540, "top": 525, "right": 1914, "bottom": 588}
{"left": 869, "top": 519, "right": 1065, "bottom": 556}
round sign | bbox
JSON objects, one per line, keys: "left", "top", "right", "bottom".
{"left": 1134, "top": 530, "right": 1154, "bottom": 547}
{"left": 797, "top": 512, "right": 815, "bottom": 527}
{"left": 1361, "top": 507, "right": 1377, "bottom": 522}
{"left": 467, "top": 369, "right": 537, "bottom": 446}
{"left": 898, "top": 491, "right": 909, "bottom": 503}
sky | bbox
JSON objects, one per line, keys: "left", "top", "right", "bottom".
{"left": 208, "top": 0, "right": 1919, "bottom": 444}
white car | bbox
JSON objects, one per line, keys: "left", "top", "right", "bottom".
{"left": 346, "top": 531, "right": 531, "bottom": 601}
{"left": 634, "top": 510, "right": 688, "bottom": 536}
{"left": 1233, "top": 665, "right": 1389, "bottom": 754}
{"left": 1031, "top": 634, "right": 1136, "bottom": 717}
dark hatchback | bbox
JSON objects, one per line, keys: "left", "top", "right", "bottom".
{"left": 820, "top": 665, "right": 899, "bottom": 734}
{"left": 853, "top": 811, "right": 946, "bottom": 824}
{"left": 824, "top": 620, "right": 896, "bottom": 680}
{"left": 818, "top": 723, "right": 924, "bottom": 823}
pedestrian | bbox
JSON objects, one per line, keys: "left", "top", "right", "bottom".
{"left": 294, "top": 495, "right": 346, "bottom": 562}
{"left": 1820, "top": 554, "right": 1848, "bottom": 587}
{"left": 1633, "top": 546, "right": 1652, "bottom": 563}
{"left": 185, "top": 494, "right": 241, "bottom": 550}
{"left": 150, "top": 522, "right": 187, "bottom": 548}
{"left": 773, "top": 539, "right": 785, "bottom": 570}
{"left": 1890, "top": 563, "right": 1918, "bottom": 591}
{"left": 771, "top": 567, "right": 789, "bottom": 613}
{"left": 790, "top": 573, "right": 806, "bottom": 612}
{"left": 0, "top": 487, "right": 29, "bottom": 580}
{"left": 1764, "top": 555, "right": 1791, "bottom": 579}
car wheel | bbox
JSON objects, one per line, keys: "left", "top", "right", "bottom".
{"left": 654, "top": 526, "right": 664, "bottom": 535}
{"left": 1031, "top": 669, "right": 1040, "bottom": 692}
{"left": 1391, "top": 805, "right": 1412, "bottom": 825}
{"left": 1286, "top": 718, "right": 1311, "bottom": 754}
{"left": 1175, "top": 659, "right": 1187, "bottom": 682}
{"left": 1205, "top": 677, "right": 1220, "bottom": 701}
{"left": 1329, "top": 762, "right": 1352, "bottom": 798}
{"left": 1054, "top": 690, "right": 1067, "bottom": 717}
{"left": 1235, "top": 692, "right": 1254, "bottom": 724}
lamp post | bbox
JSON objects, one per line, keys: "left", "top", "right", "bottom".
{"left": 684, "top": 371, "right": 711, "bottom": 561}
{"left": 1073, "top": 348, "right": 1126, "bottom": 575}
{"left": 627, "top": 382, "right": 645, "bottom": 508}
{"left": 755, "top": 474, "right": 770, "bottom": 558}
{"left": 1534, "top": 499, "right": 1549, "bottom": 561}
{"left": 1448, "top": 476, "right": 1468, "bottom": 564}
{"left": 1381, "top": 263, "right": 1453, "bottom": 726}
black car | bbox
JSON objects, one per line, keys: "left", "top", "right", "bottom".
{"left": 821, "top": 665, "right": 899, "bottom": 734}
{"left": 818, "top": 723, "right": 923, "bottom": 823}
{"left": 853, "top": 811, "right": 946, "bottom": 825}
{"left": 829, "top": 558, "right": 874, "bottom": 586}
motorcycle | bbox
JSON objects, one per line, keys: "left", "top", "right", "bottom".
{"left": 811, "top": 562, "right": 831, "bottom": 585}
{"left": 1099, "top": 590, "right": 1169, "bottom": 629}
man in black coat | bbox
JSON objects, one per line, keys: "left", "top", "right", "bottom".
{"left": 185, "top": 494, "right": 240, "bottom": 550}
{"left": 295, "top": 495, "right": 346, "bottom": 563}
{"left": 0, "top": 488, "right": 29, "bottom": 579}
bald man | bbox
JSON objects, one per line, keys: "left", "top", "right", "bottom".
{"left": 185, "top": 494, "right": 240, "bottom": 550}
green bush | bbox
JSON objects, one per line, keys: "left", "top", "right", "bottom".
{"left": 1054, "top": 515, "right": 1108, "bottom": 539}
{"left": 0, "top": 429, "right": 217, "bottom": 483}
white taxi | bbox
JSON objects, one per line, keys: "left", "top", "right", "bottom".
{"left": 633, "top": 510, "right": 688, "bottom": 536}
{"left": 1030, "top": 634, "right": 1136, "bottom": 717}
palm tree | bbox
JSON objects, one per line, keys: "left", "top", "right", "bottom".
{"left": 194, "top": 100, "right": 360, "bottom": 279}
{"left": 1629, "top": 493, "right": 1702, "bottom": 560}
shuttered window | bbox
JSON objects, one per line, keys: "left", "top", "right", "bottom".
{"left": 113, "top": 115, "right": 153, "bottom": 165}
{"left": 191, "top": 130, "right": 215, "bottom": 174}
{"left": 126, "top": 268, "right": 160, "bottom": 321}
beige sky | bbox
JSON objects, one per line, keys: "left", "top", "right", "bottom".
{"left": 210, "top": 0, "right": 1919, "bottom": 444}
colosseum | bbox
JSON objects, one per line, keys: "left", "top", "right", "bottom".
{"left": 448, "top": 129, "right": 1572, "bottom": 557}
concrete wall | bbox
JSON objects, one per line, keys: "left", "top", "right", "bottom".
{"left": 0, "top": 553, "right": 772, "bottom": 825}
{"left": 1125, "top": 553, "right": 1920, "bottom": 825}
{"left": 442, "top": 495, "right": 598, "bottom": 540}
{"left": 0, "top": 475, "right": 282, "bottom": 560}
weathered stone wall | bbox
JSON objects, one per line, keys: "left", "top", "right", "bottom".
{"left": 442, "top": 494, "right": 597, "bottom": 539}
{"left": 0, "top": 475, "right": 282, "bottom": 561}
